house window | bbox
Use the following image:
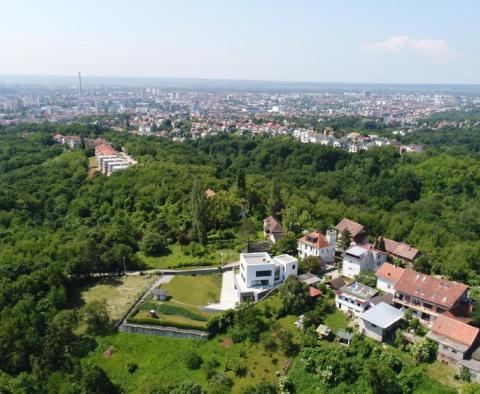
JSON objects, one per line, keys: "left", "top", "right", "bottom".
{"left": 452, "top": 350, "right": 457, "bottom": 354}
{"left": 256, "top": 270, "right": 272, "bottom": 277}
{"left": 292, "top": 264, "right": 296, "bottom": 269}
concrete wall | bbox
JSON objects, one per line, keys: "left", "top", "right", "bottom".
{"left": 359, "top": 319, "right": 384, "bottom": 342}
{"left": 437, "top": 343, "right": 466, "bottom": 364}
{"left": 119, "top": 323, "right": 208, "bottom": 340}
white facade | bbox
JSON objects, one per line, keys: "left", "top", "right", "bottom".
{"left": 236, "top": 252, "right": 298, "bottom": 302}
{"left": 335, "top": 282, "right": 377, "bottom": 316}
{"left": 342, "top": 245, "right": 387, "bottom": 279}
{"left": 376, "top": 277, "right": 396, "bottom": 294}
{"left": 297, "top": 230, "right": 336, "bottom": 263}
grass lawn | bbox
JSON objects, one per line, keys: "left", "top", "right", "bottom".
{"left": 323, "top": 310, "right": 349, "bottom": 334}
{"left": 424, "top": 361, "right": 460, "bottom": 391}
{"left": 81, "top": 275, "right": 158, "bottom": 321}
{"left": 138, "top": 245, "right": 237, "bottom": 269}
{"left": 88, "top": 332, "right": 287, "bottom": 394}
{"left": 161, "top": 274, "right": 222, "bottom": 307}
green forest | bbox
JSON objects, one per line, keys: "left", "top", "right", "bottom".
{"left": 1, "top": 122, "right": 480, "bottom": 392}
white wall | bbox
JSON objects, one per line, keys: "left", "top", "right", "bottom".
{"left": 342, "top": 258, "right": 362, "bottom": 278}
{"left": 359, "top": 319, "right": 384, "bottom": 342}
{"left": 377, "top": 278, "right": 395, "bottom": 294}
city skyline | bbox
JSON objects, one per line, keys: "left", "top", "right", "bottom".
{"left": 2, "top": 0, "right": 480, "bottom": 85}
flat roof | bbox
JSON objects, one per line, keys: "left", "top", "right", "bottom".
{"left": 345, "top": 245, "right": 367, "bottom": 258}
{"left": 339, "top": 281, "right": 377, "bottom": 300}
{"left": 240, "top": 252, "right": 272, "bottom": 265}
{"left": 273, "top": 254, "right": 297, "bottom": 263}
{"left": 360, "top": 302, "right": 403, "bottom": 329}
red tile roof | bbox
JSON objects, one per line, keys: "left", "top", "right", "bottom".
{"left": 309, "top": 287, "right": 322, "bottom": 298}
{"left": 263, "top": 216, "right": 283, "bottom": 234}
{"left": 431, "top": 315, "right": 479, "bottom": 347}
{"left": 384, "top": 238, "right": 420, "bottom": 261}
{"left": 298, "top": 231, "right": 330, "bottom": 249}
{"left": 376, "top": 263, "right": 405, "bottom": 283}
{"left": 394, "top": 269, "right": 468, "bottom": 309}
{"left": 95, "top": 143, "right": 116, "bottom": 156}
{"left": 335, "top": 218, "right": 366, "bottom": 237}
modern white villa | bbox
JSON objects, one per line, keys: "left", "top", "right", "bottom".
{"left": 342, "top": 244, "right": 388, "bottom": 278}
{"left": 234, "top": 252, "right": 298, "bottom": 302}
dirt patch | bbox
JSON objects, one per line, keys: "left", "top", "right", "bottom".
{"left": 219, "top": 338, "right": 233, "bottom": 348}
{"left": 103, "top": 346, "right": 117, "bottom": 358}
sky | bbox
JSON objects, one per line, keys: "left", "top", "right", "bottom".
{"left": 1, "top": 0, "right": 480, "bottom": 84}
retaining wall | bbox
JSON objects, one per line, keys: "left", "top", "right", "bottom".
{"left": 119, "top": 322, "right": 208, "bottom": 340}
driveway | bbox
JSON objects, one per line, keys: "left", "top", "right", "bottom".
{"left": 203, "top": 270, "right": 239, "bottom": 311}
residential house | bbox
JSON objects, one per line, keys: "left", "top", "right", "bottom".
{"left": 383, "top": 238, "right": 421, "bottom": 265}
{"left": 359, "top": 302, "right": 403, "bottom": 342}
{"left": 393, "top": 269, "right": 469, "bottom": 325}
{"left": 335, "top": 218, "right": 369, "bottom": 246}
{"left": 427, "top": 314, "right": 480, "bottom": 365}
{"left": 64, "top": 135, "right": 81, "bottom": 149}
{"left": 327, "top": 277, "right": 345, "bottom": 291}
{"left": 335, "top": 281, "right": 377, "bottom": 316}
{"left": 263, "top": 216, "right": 283, "bottom": 244}
{"left": 298, "top": 230, "right": 336, "bottom": 264}
{"left": 234, "top": 252, "right": 298, "bottom": 302}
{"left": 459, "top": 347, "right": 480, "bottom": 383}
{"left": 376, "top": 263, "right": 405, "bottom": 294}
{"left": 342, "top": 244, "right": 387, "bottom": 279}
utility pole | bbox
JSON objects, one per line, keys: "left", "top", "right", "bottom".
{"left": 123, "top": 256, "right": 127, "bottom": 274}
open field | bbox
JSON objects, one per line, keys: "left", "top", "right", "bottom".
{"left": 425, "top": 360, "right": 461, "bottom": 392}
{"left": 138, "top": 245, "right": 238, "bottom": 269}
{"left": 81, "top": 275, "right": 158, "bottom": 321}
{"left": 88, "top": 333, "right": 288, "bottom": 394}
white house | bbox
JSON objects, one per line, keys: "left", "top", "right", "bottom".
{"left": 335, "top": 281, "right": 377, "bottom": 316}
{"left": 359, "top": 302, "right": 404, "bottom": 342}
{"left": 342, "top": 244, "right": 387, "bottom": 279}
{"left": 375, "top": 262, "right": 405, "bottom": 294}
{"left": 297, "top": 230, "right": 336, "bottom": 264}
{"left": 263, "top": 216, "right": 283, "bottom": 244}
{"left": 235, "top": 252, "right": 298, "bottom": 302}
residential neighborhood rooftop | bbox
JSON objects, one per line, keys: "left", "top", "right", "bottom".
{"left": 338, "top": 281, "right": 377, "bottom": 300}
{"left": 335, "top": 218, "right": 366, "bottom": 237}
{"left": 394, "top": 269, "right": 468, "bottom": 309}
{"left": 360, "top": 302, "right": 403, "bottom": 329}
{"left": 384, "top": 238, "right": 420, "bottom": 261}
{"left": 240, "top": 252, "right": 272, "bottom": 265}
{"left": 298, "top": 231, "right": 330, "bottom": 249}
{"left": 429, "top": 314, "right": 480, "bottom": 348}
{"left": 376, "top": 262, "right": 405, "bottom": 283}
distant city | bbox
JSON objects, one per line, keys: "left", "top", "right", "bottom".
{"left": 1, "top": 75, "right": 480, "bottom": 153}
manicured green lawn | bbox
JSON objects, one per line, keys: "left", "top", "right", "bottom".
{"left": 162, "top": 274, "right": 222, "bottom": 307}
{"left": 88, "top": 332, "right": 287, "bottom": 394}
{"left": 323, "top": 310, "right": 349, "bottom": 334}
{"left": 138, "top": 245, "right": 237, "bottom": 269}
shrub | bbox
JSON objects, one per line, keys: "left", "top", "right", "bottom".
{"left": 202, "top": 357, "right": 220, "bottom": 379}
{"left": 185, "top": 352, "right": 203, "bottom": 370}
{"left": 141, "top": 232, "right": 168, "bottom": 256}
{"left": 127, "top": 316, "right": 207, "bottom": 331}
{"left": 127, "top": 362, "right": 138, "bottom": 373}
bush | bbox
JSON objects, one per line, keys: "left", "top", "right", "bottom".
{"left": 207, "top": 373, "right": 233, "bottom": 394}
{"left": 185, "top": 352, "right": 203, "bottom": 370}
{"left": 202, "top": 357, "right": 220, "bottom": 379}
{"left": 127, "top": 362, "right": 138, "bottom": 373}
{"left": 410, "top": 339, "right": 437, "bottom": 364}
{"left": 141, "top": 232, "right": 168, "bottom": 256}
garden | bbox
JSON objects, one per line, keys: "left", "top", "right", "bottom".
{"left": 127, "top": 274, "right": 222, "bottom": 330}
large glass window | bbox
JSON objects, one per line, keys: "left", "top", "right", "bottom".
{"left": 256, "top": 270, "right": 272, "bottom": 277}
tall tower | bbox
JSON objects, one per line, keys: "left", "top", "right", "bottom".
{"left": 78, "top": 72, "right": 83, "bottom": 105}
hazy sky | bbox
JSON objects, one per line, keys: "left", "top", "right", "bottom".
{"left": 2, "top": 0, "right": 480, "bottom": 84}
